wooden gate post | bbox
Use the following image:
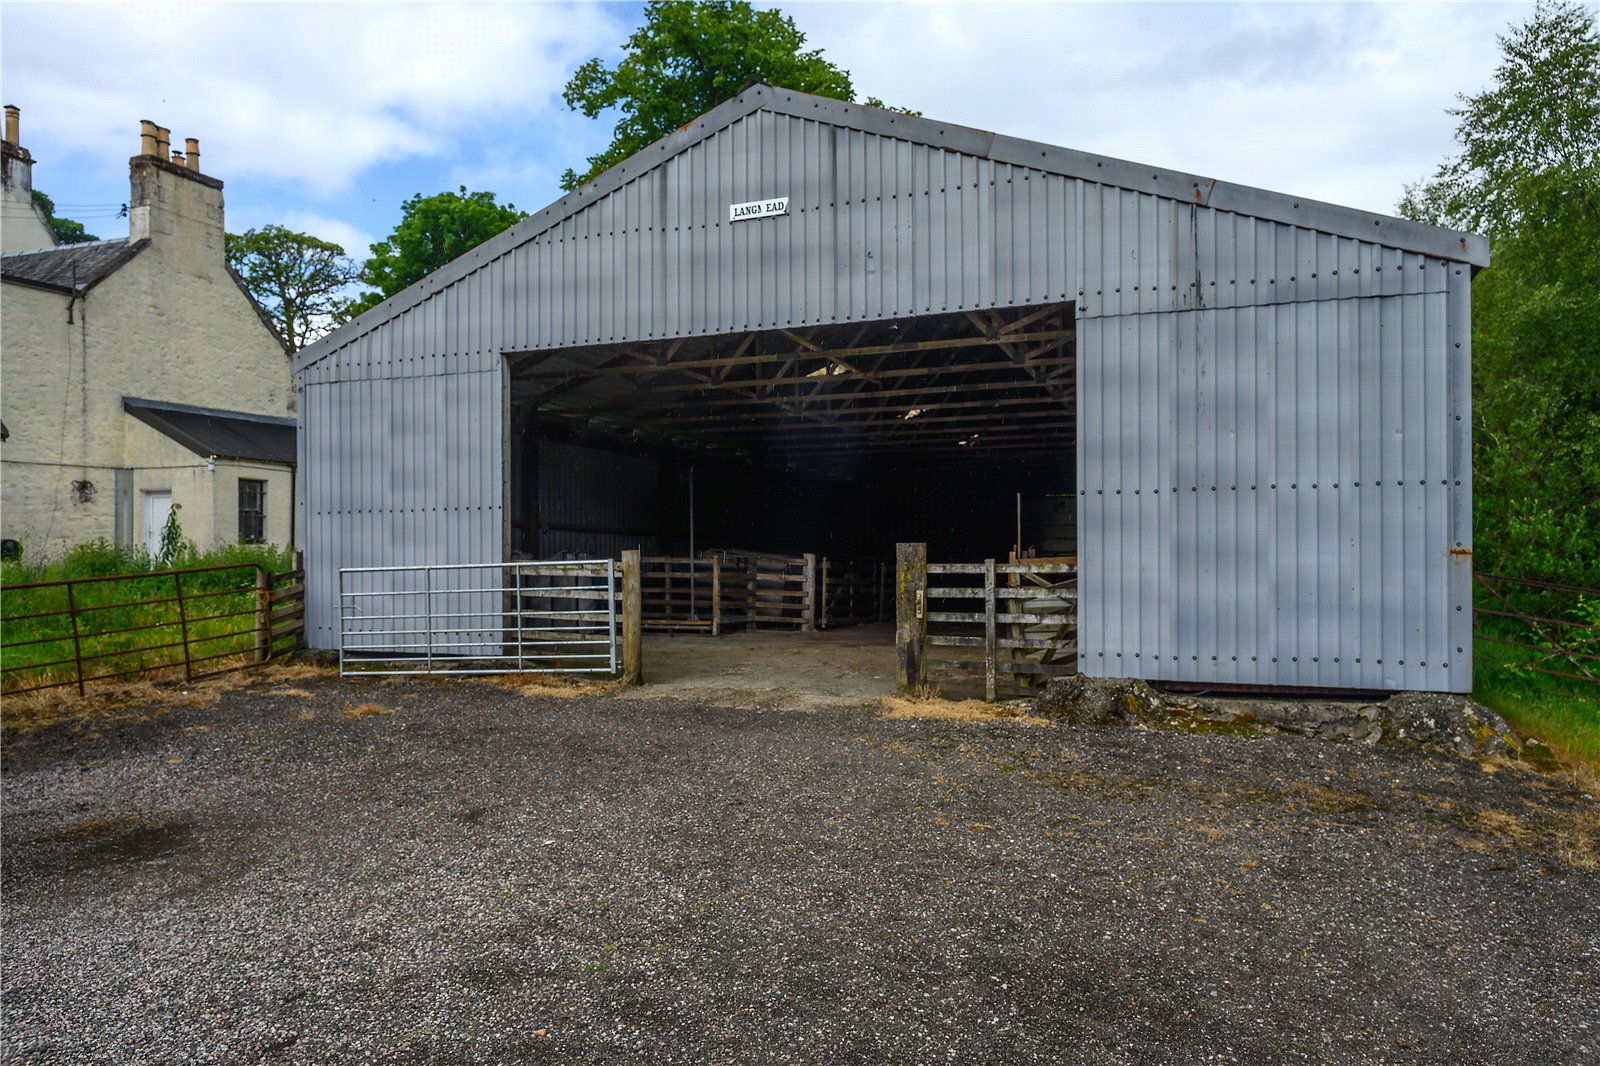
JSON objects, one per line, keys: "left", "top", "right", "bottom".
{"left": 802, "top": 553, "right": 817, "bottom": 632}
{"left": 979, "top": 557, "right": 992, "bottom": 697}
{"left": 255, "top": 566, "right": 272, "bottom": 664}
{"left": 895, "top": 543, "right": 927, "bottom": 694}
{"left": 621, "top": 549, "right": 642, "bottom": 685}
{"left": 820, "top": 557, "right": 831, "bottom": 630}
{"left": 878, "top": 561, "right": 887, "bottom": 623}
{"left": 710, "top": 555, "right": 722, "bottom": 637}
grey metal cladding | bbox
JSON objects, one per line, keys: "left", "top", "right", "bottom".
{"left": 296, "top": 84, "right": 1477, "bottom": 693}
{"left": 294, "top": 84, "right": 1484, "bottom": 376}
{"left": 300, "top": 369, "right": 502, "bottom": 647}
{"left": 1078, "top": 292, "right": 1470, "bottom": 693}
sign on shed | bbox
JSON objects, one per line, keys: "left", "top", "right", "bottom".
{"left": 728, "top": 197, "right": 789, "bottom": 222}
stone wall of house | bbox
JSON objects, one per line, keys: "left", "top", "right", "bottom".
{"left": 0, "top": 142, "right": 293, "bottom": 559}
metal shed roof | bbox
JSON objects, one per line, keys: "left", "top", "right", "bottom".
{"left": 296, "top": 83, "right": 1487, "bottom": 375}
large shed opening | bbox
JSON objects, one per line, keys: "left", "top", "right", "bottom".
{"left": 504, "top": 301, "right": 1078, "bottom": 690}
{"left": 505, "top": 301, "right": 1077, "bottom": 564}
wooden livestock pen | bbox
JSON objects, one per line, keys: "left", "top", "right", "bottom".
{"left": 638, "top": 551, "right": 891, "bottom": 634}
{"left": 818, "top": 557, "right": 889, "bottom": 629}
{"left": 896, "top": 543, "right": 1077, "bottom": 700}
{"left": 712, "top": 550, "right": 814, "bottom": 631}
{"left": 639, "top": 554, "right": 750, "bottom": 634}
{"left": 636, "top": 550, "right": 837, "bottom": 633}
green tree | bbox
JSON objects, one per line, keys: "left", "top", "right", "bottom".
{"left": 1400, "top": 0, "right": 1600, "bottom": 235}
{"left": 225, "top": 225, "right": 361, "bottom": 352}
{"left": 349, "top": 186, "right": 526, "bottom": 315}
{"left": 561, "top": 1, "right": 909, "bottom": 190}
{"left": 31, "top": 189, "right": 98, "bottom": 244}
{"left": 1400, "top": 0, "right": 1600, "bottom": 584}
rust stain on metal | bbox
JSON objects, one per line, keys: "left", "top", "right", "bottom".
{"left": 1193, "top": 179, "right": 1217, "bottom": 206}
{"left": 1449, "top": 546, "right": 1473, "bottom": 559}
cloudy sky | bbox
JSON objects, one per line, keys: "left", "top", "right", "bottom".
{"left": 1, "top": 2, "right": 1536, "bottom": 259}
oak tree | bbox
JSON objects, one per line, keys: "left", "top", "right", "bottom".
{"left": 349, "top": 186, "right": 526, "bottom": 315}
{"left": 31, "top": 189, "right": 98, "bottom": 245}
{"left": 561, "top": 1, "right": 905, "bottom": 190}
{"left": 225, "top": 225, "right": 361, "bottom": 352}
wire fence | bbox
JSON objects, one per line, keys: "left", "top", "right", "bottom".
{"left": 1474, "top": 573, "right": 1599, "bottom": 686}
{"left": 1, "top": 562, "right": 305, "bottom": 695}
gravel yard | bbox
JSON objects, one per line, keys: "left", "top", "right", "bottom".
{"left": 3, "top": 666, "right": 1597, "bottom": 1064}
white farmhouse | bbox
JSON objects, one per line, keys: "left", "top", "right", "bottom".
{"left": 1, "top": 112, "right": 296, "bottom": 559}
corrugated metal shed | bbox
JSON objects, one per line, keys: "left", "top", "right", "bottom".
{"left": 294, "top": 84, "right": 1484, "bottom": 692}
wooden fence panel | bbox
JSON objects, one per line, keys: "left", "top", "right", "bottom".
{"left": 641, "top": 555, "right": 733, "bottom": 634}
{"left": 910, "top": 550, "right": 1077, "bottom": 698}
{"left": 819, "top": 557, "right": 890, "bottom": 629}
{"left": 712, "top": 550, "right": 814, "bottom": 631}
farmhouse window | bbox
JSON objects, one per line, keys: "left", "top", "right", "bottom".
{"left": 238, "top": 478, "right": 266, "bottom": 543}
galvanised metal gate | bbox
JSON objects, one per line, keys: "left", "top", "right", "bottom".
{"left": 338, "top": 560, "right": 616, "bottom": 677}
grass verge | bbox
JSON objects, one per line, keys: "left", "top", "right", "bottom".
{"left": 2, "top": 541, "right": 295, "bottom": 694}
{"left": 1474, "top": 637, "right": 1600, "bottom": 769}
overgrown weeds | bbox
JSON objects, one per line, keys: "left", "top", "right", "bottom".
{"left": 2, "top": 542, "right": 299, "bottom": 695}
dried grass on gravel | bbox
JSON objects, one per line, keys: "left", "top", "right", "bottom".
{"left": 880, "top": 694, "right": 1054, "bottom": 728}
{"left": 4, "top": 669, "right": 252, "bottom": 737}
{"left": 482, "top": 674, "right": 627, "bottom": 699}
{"left": 341, "top": 702, "right": 393, "bottom": 719}
{"left": 256, "top": 662, "right": 332, "bottom": 683}
{"left": 2, "top": 658, "right": 333, "bottom": 738}
{"left": 1554, "top": 763, "right": 1600, "bottom": 871}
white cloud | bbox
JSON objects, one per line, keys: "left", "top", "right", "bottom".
{"left": 0, "top": 2, "right": 629, "bottom": 199}
{"left": 261, "top": 211, "right": 377, "bottom": 261}
{"left": 791, "top": 1, "right": 1525, "bottom": 215}
{"left": 1, "top": 0, "right": 1547, "bottom": 236}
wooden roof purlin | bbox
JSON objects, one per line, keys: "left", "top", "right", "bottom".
{"left": 510, "top": 303, "right": 1077, "bottom": 464}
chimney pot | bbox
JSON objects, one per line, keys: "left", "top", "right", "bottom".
{"left": 4, "top": 105, "right": 18, "bottom": 147}
{"left": 185, "top": 137, "right": 200, "bottom": 173}
{"left": 140, "top": 119, "right": 159, "bottom": 157}
{"left": 155, "top": 125, "right": 170, "bottom": 158}
{"left": 171, "top": 150, "right": 185, "bottom": 166}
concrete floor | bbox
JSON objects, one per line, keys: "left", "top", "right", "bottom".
{"left": 641, "top": 623, "right": 896, "bottom": 710}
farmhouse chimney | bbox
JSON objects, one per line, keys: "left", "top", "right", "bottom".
{"left": 1, "top": 105, "right": 56, "bottom": 251}
{"left": 2, "top": 105, "right": 35, "bottom": 192}
{"left": 128, "top": 120, "right": 226, "bottom": 255}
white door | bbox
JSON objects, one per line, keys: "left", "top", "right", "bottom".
{"left": 142, "top": 491, "right": 172, "bottom": 558}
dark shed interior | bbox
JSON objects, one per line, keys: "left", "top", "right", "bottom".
{"left": 506, "top": 302, "right": 1077, "bottom": 562}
